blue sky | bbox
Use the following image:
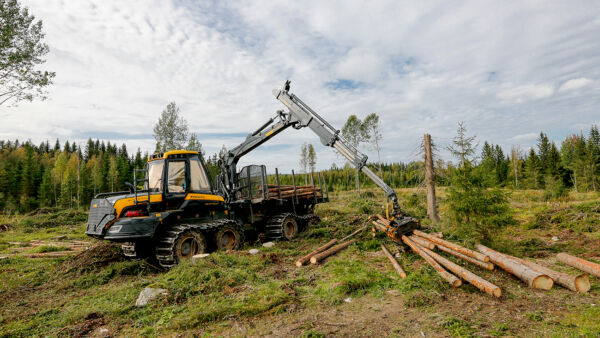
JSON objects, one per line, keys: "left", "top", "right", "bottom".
{"left": 3, "top": 0, "right": 600, "bottom": 171}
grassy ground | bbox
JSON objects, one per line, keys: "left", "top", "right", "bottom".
{"left": 0, "top": 188, "right": 599, "bottom": 337}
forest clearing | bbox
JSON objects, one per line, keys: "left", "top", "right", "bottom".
{"left": 1, "top": 188, "right": 599, "bottom": 337}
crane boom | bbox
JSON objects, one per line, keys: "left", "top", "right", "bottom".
{"left": 272, "top": 81, "right": 402, "bottom": 213}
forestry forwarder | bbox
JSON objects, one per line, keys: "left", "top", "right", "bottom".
{"left": 85, "top": 81, "right": 419, "bottom": 268}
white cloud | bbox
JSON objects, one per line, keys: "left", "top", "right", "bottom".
{"left": 509, "top": 132, "right": 539, "bottom": 142}
{"left": 558, "top": 77, "right": 593, "bottom": 92}
{"left": 4, "top": 0, "right": 600, "bottom": 170}
{"left": 496, "top": 84, "right": 554, "bottom": 103}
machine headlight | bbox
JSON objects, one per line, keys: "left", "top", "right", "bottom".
{"left": 108, "top": 225, "right": 122, "bottom": 233}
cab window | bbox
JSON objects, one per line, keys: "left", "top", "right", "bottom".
{"left": 190, "top": 158, "right": 210, "bottom": 191}
{"left": 167, "top": 161, "right": 187, "bottom": 193}
{"left": 146, "top": 160, "right": 164, "bottom": 192}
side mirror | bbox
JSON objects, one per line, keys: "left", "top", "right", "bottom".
{"left": 125, "top": 182, "right": 135, "bottom": 193}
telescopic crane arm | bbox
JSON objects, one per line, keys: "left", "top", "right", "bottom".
{"left": 221, "top": 80, "right": 406, "bottom": 218}
{"left": 272, "top": 81, "right": 403, "bottom": 215}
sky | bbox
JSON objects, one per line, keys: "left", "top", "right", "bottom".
{"left": 3, "top": 0, "right": 600, "bottom": 172}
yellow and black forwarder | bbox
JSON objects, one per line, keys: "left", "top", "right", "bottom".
{"left": 86, "top": 81, "right": 418, "bottom": 268}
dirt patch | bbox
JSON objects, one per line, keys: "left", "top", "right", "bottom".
{"left": 59, "top": 312, "right": 106, "bottom": 337}
{"left": 61, "top": 243, "right": 123, "bottom": 274}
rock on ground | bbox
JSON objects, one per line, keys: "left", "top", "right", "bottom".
{"left": 192, "top": 253, "right": 210, "bottom": 264}
{"left": 249, "top": 249, "right": 260, "bottom": 255}
{"left": 262, "top": 242, "right": 275, "bottom": 248}
{"left": 135, "top": 288, "right": 169, "bottom": 307}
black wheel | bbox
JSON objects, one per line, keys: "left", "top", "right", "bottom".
{"left": 266, "top": 213, "right": 299, "bottom": 240}
{"left": 214, "top": 222, "right": 245, "bottom": 250}
{"left": 155, "top": 225, "right": 208, "bottom": 268}
{"left": 174, "top": 230, "right": 207, "bottom": 259}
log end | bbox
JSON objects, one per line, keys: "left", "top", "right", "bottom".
{"left": 492, "top": 287, "right": 502, "bottom": 298}
{"left": 310, "top": 257, "right": 318, "bottom": 264}
{"left": 575, "top": 274, "right": 591, "bottom": 293}
{"left": 482, "top": 255, "right": 490, "bottom": 263}
{"left": 532, "top": 275, "right": 554, "bottom": 290}
{"left": 452, "top": 279, "right": 462, "bottom": 288}
{"left": 400, "top": 272, "right": 407, "bottom": 279}
{"left": 295, "top": 261, "right": 304, "bottom": 267}
{"left": 486, "top": 263, "right": 495, "bottom": 271}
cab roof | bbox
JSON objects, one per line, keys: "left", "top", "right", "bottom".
{"left": 147, "top": 150, "right": 199, "bottom": 162}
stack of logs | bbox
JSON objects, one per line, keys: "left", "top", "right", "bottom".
{"left": 266, "top": 185, "right": 323, "bottom": 200}
{"left": 372, "top": 214, "right": 595, "bottom": 297}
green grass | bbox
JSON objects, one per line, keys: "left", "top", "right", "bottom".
{"left": 0, "top": 188, "right": 599, "bottom": 336}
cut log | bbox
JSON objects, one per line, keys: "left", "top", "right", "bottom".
{"left": 296, "top": 239, "right": 338, "bottom": 267}
{"left": 341, "top": 226, "right": 367, "bottom": 242}
{"left": 381, "top": 244, "right": 406, "bottom": 278}
{"left": 310, "top": 239, "right": 356, "bottom": 264}
{"left": 416, "top": 243, "right": 501, "bottom": 297}
{"left": 372, "top": 220, "right": 388, "bottom": 232}
{"left": 431, "top": 232, "right": 443, "bottom": 238}
{"left": 375, "top": 214, "right": 390, "bottom": 226}
{"left": 408, "top": 235, "right": 435, "bottom": 250}
{"left": 476, "top": 244, "right": 553, "bottom": 290}
{"left": 413, "top": 230, "right": 489, "bottom": 262}
{"left": 402, "top": 235, "right": 461, "bottom": 287}
{"left": 512, "top": 257, "right": 590, "bottom": 293}
{"left": 557, "top": 253, "right": 600, "bottom": 278}
{"left": 435, "top": 244, "right": 494, "bottom": 271}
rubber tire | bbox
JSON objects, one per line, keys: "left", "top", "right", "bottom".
{"left": 281, "top": 215, "right": 299, "bottom": 240}
{"left": 173, "top": 229, "right": 208, "bottom": 263}
{"left": 215, "top": 223, "right": 245, "bottom": 250}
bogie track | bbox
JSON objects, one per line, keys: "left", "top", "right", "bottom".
{"left": 154, "top": 219, "right": 243, "bottom": 268}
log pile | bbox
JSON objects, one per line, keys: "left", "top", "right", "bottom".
{"left": 369, "top": 214, "right": 596, "bottom": 297}
{"left": 265, "top": 185, "right": 323, "bottom": 200}
{"left": 294, "top": 212, "right": 597, "bottom": 299}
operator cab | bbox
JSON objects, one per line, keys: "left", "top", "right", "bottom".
{"left": 146, "top": 150, "right": 212, "bottom": 208}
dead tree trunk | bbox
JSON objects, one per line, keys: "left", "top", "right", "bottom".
{"left": 424, "top": 134, "right": 439, "bottom": 222}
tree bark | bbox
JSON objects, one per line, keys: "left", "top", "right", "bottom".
{"left": 557, "top": 253, "right": 600, "bottom": 278}
{"left": 408, "top": 235, "right": 435, "bottom": 250}
{"left": 424, "top": 134, "right": 439, "bottom": 222}
{"left": 402, "top": 235, "right": 462, "bottom": 287}
{"left": 476, "top": 244, "right": 553, "bottom": 290}
{"left": 512, "top": 256, "right": 590, "bottom": 293}
{"left": 435, "top": 244, "right": 494, "bottom": 271}
{"left": 413, "top": 230, "right": 489, "bottom": 262}
{"left": 417, "top": 243, "right": 501, "bottom": 297}
{"left": 296, "top": 239, "right": 338, "bottom": 267}
{"left": 310, "top": 239, "right": 356, "bottom": 264}
{"left": 381, "top": 244, "right": 406, "bottom": 278}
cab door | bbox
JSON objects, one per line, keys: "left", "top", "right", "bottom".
{"left": 163, "top": 159, "right": 189, "bottom": 209}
